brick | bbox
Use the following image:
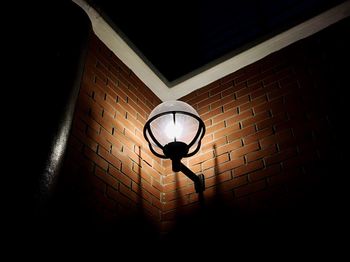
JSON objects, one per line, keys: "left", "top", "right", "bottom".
{"left": 202, "top": 153, "right": 230, "bottom": 170}
{"left": 204, "top": 119, "right": 212, "bottom": 127}
{"left": 114, "top": 112, "right": 137, "bottom": 133}
{"left": 135, "top": 148, "right": 153, "bottom": 167}
{"left": 90, "top": 65, "right": 108, "bottom": 83}
{"left": 163, "top": 173, "right": 178, "bottom": 185}
{"left": 212, "top": 108, "right": 238, "bottom": 124}
{"left": 152, "top": 179, "right": 163, "bottom": 192}
{"left": 236, "top": 82, "right": 262, "bottom": 98}
{"left": 72, "top": 127, "right": 98, "bottom": 152}
{"left": 256, "top": 112, "right": 288, "bottom": 130}
{"left": 220, "top": 176, "right": 248, "bottom": 192}
{"left": 62, "top": 31, "right": 343, "bottom": 228}
{"left": 231, "top": 82, "right": 248, "bottom": 96}
{"left": 93, "top": 91, "right": 116, "bottom": 117}
{"left": 138, "top": 161, "right": 160, "bottom": 183}
{"left": 78, "top": 112, "right": 101, "bottom": 134}
{"left": 90, "top": 107, "right": 114, "bottom": 134}
{"left": 234, "top": 72, "right": 248, "bottom": 85}
{"left": 241, "top": 111, "right": 270, "bottom": 128}
{"left": 117, "top": 98, "right": 136, "bottom": 118}
{"left": 138, "top": 179, "right": 161, "bottom": 199}
{"left": 231, "top": 142, "right": 259, "bottom": 159}
{"left": 259, "top": 129, "right": 293, "bottom": 149}
{"left": 151, "top": 196, "right": 163, "bottom": 211}
{"left": 95, "top": 165, "right": 118, "bottom": 188}
{"left": 215, "top": 139, "right": 242, "bottom": 156}
{"left": 246, "top": 145, "right": 277, "bottom": 162}
{"left": 220, "top": 73, "right": 237, "bottom": 85}
{"left": 190, "top": 164, "right": 202, "bottom": 174}
{"left": 211, "top": 94, "right": 235, "bottom": 110}
{"left": 122, "top": 160, "right": 142, "bottom": 183}
{"left": 104, "top": 82, "right": 119, "bottom": 101}
{"left": 112, "top": 130, "right": 135, "bottom": 150}
{"left": 121, "top": 182, "right": 148, "bottom": 204}
{"left": 122, "top": 146, "right": 140, "bottom": 165}
{"left": 150, "top": 158, "right": 164, "bottom": 175}
{"left": 127, "top": 97, "right": 148, "bottom": 119}
{"left": 198, "top": 93, "right": 221, "bottom": 109}
{"left": 216, "top": 157, "right": 245, "bottom": 173}
{"left": 213, "top": 122, "right": 240, "bottom": 140}
{"left": 84, "top": 147, "right": 108, "bottom": 170}
{"left": 125, "top": 129, "right": 146, "bottom": 150}
{"left": 111, "top": 144, "right": 128, "bottom": 163}
{"left": 201, "top": 136, "right": 227, "bottom": 153}
{"left": 109, "top": 165, "right": 131, "bottom": 187}
{"left": 227, "top": 125, "right": 256, "bottom": 142}
{"left": 225, "top": 110, "right": 253, "bottom": 126}
{"left": 251, "top": 82, "right": 279, "bottom": 100}
{"left": 77, "top": 92, "right": 101, "bottom": 113}
{"left": 100, "top": 128, "right": 122, "bottom": 151}
{"left": 187, "top": 91, "right": 210, "bottom": 106}
{"left": 128, "top": 163, "right": 154, "bottom": 184}
{"left": 202, "top": 168, "right": 216, "bottom": 179}
{"left": 201, "top": 107, "right": 223, "bottom": 121}
{"left": 163, "top": 176, "right": 193, "bottom": 193}
{"left": 234, "top": 180, "right": 266, "bottom": 198}
{"left": 206, "top": 121, "right": 226, "bottom": 135}
{"left": 163, "top": 185, "right": 195, "bottom": 202}
{"left": 205, "top": 171, "right": 232, "bottom": 187}
{"left": 264, "top": 147, "right": 297, "bottom": 166}
{"left": 210, "top": 82, "right": 233, "bottom": 96}
{"left": 244, "top": 127, "right": 274, "bottom": 145}
{"left": 240, "top": 96, "right": 267, "bottom": 112}
{"left": 249, "top": 164, "right": 281, "bottom": 182}
{"left": 234, "top": 160, "right": 264, "bottom": 177}
{"left": 188, "top": 151, "right": 214, "bottom": 166}
{"left": 267, "top": 86, "right": 293, "bottom": 100}
{"left": 221, "top": 86, "right": 235, "bottom": 97}
{"left": 223, "top": 95, "right": 249, "bottom": 111}
{"left": 124, "top": 182, "right": 152, "bottom": 204}
{"left": 198, "top": 105, "right": 210, "bottom": 115}
{"left": 254, "top": 97, "right": 284, "bottom": 114}
{"left": 246, "top": 69, "right": 274, "bottom": 86}
{"left": 87, "top": 128, "right": 111, "bottom": 151}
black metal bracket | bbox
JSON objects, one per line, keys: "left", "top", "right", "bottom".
{"left": 171, "top": 159, "right": 205, "bottom": 193}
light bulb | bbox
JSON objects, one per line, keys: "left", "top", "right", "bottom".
{"left": 165, "top": 121, "right": 183, "bottom": 141}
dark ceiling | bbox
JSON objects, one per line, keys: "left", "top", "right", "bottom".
{"left": 88, "top": 0, "right": 346, "bottom": 86}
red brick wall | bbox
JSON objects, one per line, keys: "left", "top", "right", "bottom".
{"left": 161, "top": 20, "right": 348, "bottom": 236}
{"left": 59, "top": 33, "right": 163, "bottom": 234}
{"left": 57, "top": 18, "right": 348, "bottom": 241}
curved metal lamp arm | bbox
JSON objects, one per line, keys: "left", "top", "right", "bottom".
{"left": 172, "top": 159, "right": 205, "bottom": 193}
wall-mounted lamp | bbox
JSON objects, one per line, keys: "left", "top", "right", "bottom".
{"left": 144, "top": 101, "right": 206, "bottom": 193}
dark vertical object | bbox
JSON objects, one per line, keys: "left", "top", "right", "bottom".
{"left": 30, "top": 1, "right": 91, "bottom": 210}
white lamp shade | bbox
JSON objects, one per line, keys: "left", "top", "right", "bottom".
{"left": 144, "top": 101, "right": 205, "bottom": 157}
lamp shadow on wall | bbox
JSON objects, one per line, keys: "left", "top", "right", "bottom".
{"left": 164, "top": 144, "right": 239, "bottom": 241}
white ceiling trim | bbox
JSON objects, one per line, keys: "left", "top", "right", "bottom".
{"left": 73, "top": 0, "right": 350, "bottom": 101}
